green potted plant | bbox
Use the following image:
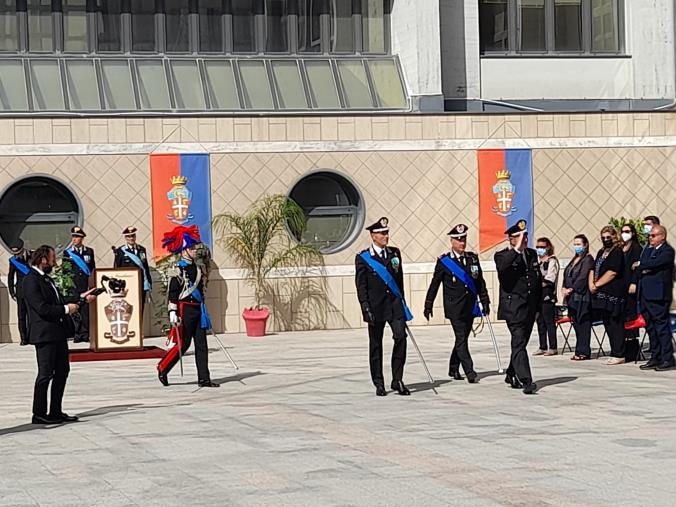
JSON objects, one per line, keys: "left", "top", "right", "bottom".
{"left": 608, "top": 216, "right": 648, "bottom": 244}
{"left": 213, "top": 194, "right": 321, "bottom": 336}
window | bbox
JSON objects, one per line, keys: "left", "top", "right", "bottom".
{"left": 362, "top": 0, "right": 385, "bottom": 53}
{"left": 199, "top": 0, "right": 224, "bottom": 52}
{"left": 166, "top": 0, "right": 191, "bottom": 53}
{"left": 305, "top": 60, "right": 340, "bottom": 108}
{"left": 0, "top": 176, "right": 80, "bottom": 253}
{"left": 288, "top": 171, "right": 364, "bottom": 254}
{"left": 63, "top": 0, "right": 88, "bottom": 52}
{"left": 65, "top": 60, "right": 101, "bottom": 110}
{"left": 232, "top": 0, "right": 255, "bottom": 52}
{"left": 100, "top": 60, "right": 136, "bottom": 110}
{"left": 204, "top": 60, "right": 240, "bottom": 109}
{"left": 239, "top": 60, "right": 274, "bottom": 109}
{"left": 271, "top": 60, "right": 307, "bottom": 109}
{"left": 171, "top": 60, "right": 206, "bottom": 110}
{"left": 298, "top": 0, "right": 322, "bottom": 53}
{"left": 0, "top": 0, "right": 18, "bottom": 51}
{"left": 479, "top": 0, "right": 623, "bottom": 54}
{"left": 367, "top": 59, "right": 406, "bottom": 108}
{"left": 28, "top": 0, "right": 53, "bottom": 52}
{"left": 330, "top": 0, "right": 353, "bottom": 52}
{"left": 30, "top": 60, "right": 65, "bottom": 110}
{"left": 337, "top": 60, "right": 372, "bottom": 109}
{"left": 266, "top": 0, "right": 288, "bottom": 52}
{"left": 136, "top": 60, "right": 171, "bottom": 109}
{"left": 131, "top": 0, "right": 156, "bottom": 52}
{"left": 96, "top": 0, "right": 122, "bottom": 52}
{"left": 0, "top": 60, "right": 28, "bottom": 110}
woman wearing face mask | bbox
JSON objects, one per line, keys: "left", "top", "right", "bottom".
{"left": 590, "top": 226, "right": 626, "bottom": 364}
{"left": 533, "top": 238, "right": 560, "bottom": 356}
{"left": 562, "top": 235, "right": 595, "bottom": 360}
{"left": 621, "top": 223, "right": 643, "bottom": 361}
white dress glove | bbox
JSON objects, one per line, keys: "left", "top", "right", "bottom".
{"left": 169, "top": 311, "right": 179, "bottom": 325}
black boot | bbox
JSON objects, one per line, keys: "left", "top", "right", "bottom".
{"left": 375, "top": 384, "right": 387, "bottom": 396}
{"left": 449, "top": 369, "right": 463, "bottom": 380}
{"left": 505, "top": 373, "right": 522, "bottom": 389}
{"left": 466, "top": 372, "right": 478, "bottom": 384}
{"left": 198, "top": 380, "right": 220, "bottom": 387}
{"left": 522, "top": 381, "right": 538, "bottom": 395}
{"left": 391, "top": 380, "right": 411, "bottom": 396}
{"left": 158, "top": 371, "right": 169, "bottom": 387}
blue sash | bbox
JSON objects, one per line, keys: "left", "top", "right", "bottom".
{"left": 66, "top": 248, "right": 91, "bottom": 276}
{"left": 439, "top": 255, "right": 482, "bottom": 317}
{"left": 190, "top": 288, "right": 212, "bottom": 330}
{"left": 123, "top": 249, "right": 151, "bottom": 291}
{"left": 359, "top": 251, "right": 413, "bottom": 321}
{"left": 9, "top": 256, "right": 30, "bottom": 276}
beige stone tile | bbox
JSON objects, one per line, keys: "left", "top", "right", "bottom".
{"left": 422, "top": 116, "right": 440, "bottom": 139}
{"left": 371, "top": 118, "right": 389, "bottom": 140}
{"left": 224, "top": 314, "right": 242, "bottom": 333}
{"left": 553, "top": 115, "right": 570, "bottom": 137}
{"left": 405, "top": 118, "right": 423, "bottom": 140}
{"left": 634, "top": 119, "right": 650, "bottom": 137}
{"left": 320, "top": 117, "right": 338, "bottom": 140}
{"left": 53, "top": 125, "right": 72, "bottom": 143}
{"left": 649, "top": 114, "right": 666, "bottom": 136}
{"left": 108, "top": 118, "right": 126, "bottom": 143}
{"left": 302, "top": 118, "right": 321, "bottom": 141}
{"left": 234, "top": 119, "right": 252, "bottom": 142}
{"left": 180, "top": 118, "right": 200, "bottom": 142}
{"left": 269, "top": 121, "right": 286, "bottom": 141}
{"left": 143, "top": 118, "right": 162, "bottom": 142}
{"left": 455, "top": 116, "right": 472, "bottom": 139}
{"left": 286, "top": 117, "right": 303, "bottom": 141}
{"left": 520, "top": 115, "right": 538, "bottom": 137}
{"left": 337, "top": 118, "right": 355, "bottom": 141}
{"left": 388, "top": 116, "right": 406, "bottom": 140}
{"left": 71, "top": 120, "right": 89, "bottom": 143}
{"left": 537, "top": 119, "right": 554, "bottom": 138}
{"left": 666, "top": 115, "right": 676, "bottom": 136}
{"left": 198, "top": 120, "right": 217, "bottom": 142}
{"left": 354, "top": 117, "right": 372, "bottom": 140}
{"left": 0, "top": 120, "right": 15, "bottom": 144}
{"left": 602, "top": 119, "right": 618, "bottom": 137}
{"left": 439, "top": 119, "right": 456, "bottom": 139}
{"left": 570, "top": 120, "right": 585, "bottom": 137}
{"left": 216, "top": 118, "right": 234, "bottom": 141}
{"left": 487, "top": 115, "right": 505, "bottom": 139}
{"left": 162, "top": 120, "right": 181, "bottom": 142}
{"left": 616, "top": 114, "right": 633, "bottom": 136}
{"left": 504, "top": 119, "right": 521, "bottom": 138}
{"left": 15, "top": 121, "right": 34, "bottom": 144}
{"left": 33, "top": 119, "right": 52, "bottom": 143}
{"left": 584, "top": 114, "right": 602, "bottom": 137}
{"left": 126, "top": 124, "right": 145, "bottom": 143}
{"left": 471, "top": 119, "right": 489, "bottom": 139}
{"left": 250, "top": 118, "right": 269, "bottom": 141}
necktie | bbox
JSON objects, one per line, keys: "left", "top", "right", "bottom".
{"left": 380, "top": 249, "right": 386, "bottom": 260}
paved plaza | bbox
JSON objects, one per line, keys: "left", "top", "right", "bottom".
{"left": 1, "top": 324, "right": 676, "bottom": 507}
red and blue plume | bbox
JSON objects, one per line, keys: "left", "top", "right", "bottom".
{"left": 162, "top": 225, "right": 201, "bottom": 254}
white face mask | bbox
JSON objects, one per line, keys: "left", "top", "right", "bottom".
{"left": 621, "top": 232, "right": 632, "bottom": 243}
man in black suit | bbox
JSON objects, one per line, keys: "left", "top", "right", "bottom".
{"left": 637, "top": 225, "right": 675, "bottom": 371}
{"left": 424, "top": 224, "right": 490, "bottom": 383}
{"left": 23, "top": 245, "right": 96, "bottom": 424}
{"left": 63, "top": 226, "right": 96, "bottom": 343}
{"left": 494, "top": 220, "right": 541, "bottom": 395}
{"left": 114, "top": 226, "right": 152, "bottom": 314}
{"left": 355, "top": 217, "right": 410, "bottom": 397}
{"left": 8, "top": 239, "right": 32, "bottom": 345}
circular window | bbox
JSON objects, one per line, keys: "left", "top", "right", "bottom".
{"left": 0, "top": 176, "right": 81, "bottom": 252}
{"left": 288, "top": 171, "right": 364, "bottom": 254}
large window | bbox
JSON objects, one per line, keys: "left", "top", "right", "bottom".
{"left": 28, "top": 0, "right": 53, "bottom": 52}
{"left": 0, "top": 0, "right": 18, "bottom": 51}
{"left": 131, "top": 0, "right": 156, "bottom": 52}
{"left": 63, "top": 0, "right": 88, "bottom": 52}
{"left": 480, "top": 0, "right": 623, "bottom": 54}
{"left": 0, "top": 177, "right": 80, "bottom": 252}
{"left": 166, "top": 0, "right": 191, "bottom": 52}
{"left": 288, "top": 171, "right": 364, "bottom": 254}
{"left": 199, "top": 0, "right": 224, "bottom": 52}
{"left": 96, "top": 0, "right": 122, "bottom": 52}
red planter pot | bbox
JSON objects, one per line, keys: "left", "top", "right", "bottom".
{"left": 242, "top": 307, "right": 270, "bottom": 337}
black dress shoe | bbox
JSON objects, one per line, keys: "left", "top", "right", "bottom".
{"left": 198, "top": 380, "right": 220, "bottom": 387}
{"left": 639, "top": 361, "right": 660, "bottom": 370}
{"left": 505, "top": 373, "right": 522, "bottom": 389}
{"left": 20, "top": 340, "right": 29, "bottom": 346}
{"left": 73, "top": 337, "right": 89, "bottom": 343}
{"left": 51, "top": 413, "right": 79, "bottom": 422}
{"left": 522, "top": 382, "right": 538, "bottom": 395}
{"left": 467, "top": 372, "right": 478, "bottom": 384}
{"left": 158, "top": 371, "right": 169, "bottom": 386}
{"left": 375, "top": 385, "right": 387, "bottom": 396}
{"left": 391, "top": 380, "right": 411, "bottom": 396}
{"left": 32, "top": 414, "right": 62, "bottom": 425}
{"left": 655, "top": 362, "right": 675, "bottom": 372}
{"left": 449, "top": 370, "right": 463, "bottom": 380}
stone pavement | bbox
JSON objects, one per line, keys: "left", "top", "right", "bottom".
{"left": 1, "top": 324, "right": 676, "bottom": 507}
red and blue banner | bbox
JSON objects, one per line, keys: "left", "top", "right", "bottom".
{"left": 478, "top": 149, "right": 534, "bottom": 253}
{"left": 150, "top": 153, "right": 212, "bottom": 260}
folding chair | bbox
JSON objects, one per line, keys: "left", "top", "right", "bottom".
{"left": 624, "top": 314, "right": 647, "bottom": 363}
{"left": 556, "top": 316, "right": 574, "bottom": 354}
{"left": 591, "top": 321, "right": 607, "bottom": 358}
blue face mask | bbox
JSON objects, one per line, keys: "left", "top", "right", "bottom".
{"left": 536, "top": 248, "right": 547, "bottom": 257}
{"left": 573, "top": 245, "right": 585, "bottom": 256}
{"left": 643, "top": 224, "right": 652, "bottom": 234}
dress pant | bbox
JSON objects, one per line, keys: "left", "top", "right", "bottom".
{"left": 16, "top": 288, "right": 28, "bottom": 343}
{"left": 505, "top": 314, "right": 536, "bottom": 384}
{"left": 33, "top": 340, "right": 70, "bottom": 416}
{"left": 159, "top": 304, "right": 211, "bottom": 382}
{"left": 368, "top": 318, "right": 407, "bottom": 386}
{"left": 601, "top": 310, "right": 625, "bottom": 358}
{"left": 449, "top": 317, "right": 475, "bottom": 375}
{"left": 73, "top": 303, "right": 90, "bottom": 342}
{"left": 569, "top": 307, "right": 592, "bottom": 358}
{"left": 536, "top": 301, "right": 557, "bottom": 350}
{"left": 641, "top": 298, "right": 674, "bottom": 365}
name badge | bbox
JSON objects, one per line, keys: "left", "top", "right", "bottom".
{"left": 471, "top": 265, "right": 479, "bottom": 278}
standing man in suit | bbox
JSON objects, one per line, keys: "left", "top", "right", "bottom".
{"left": 114, "top": 226, "right": 152, "bottom": 314}
{"left": 423, "top": 224, "right": 490, "bottom": 383}
{"left": 355, "top": 217, "right": 411, "bottom": 397}
{"left": 22, "top": 245, "right": 97, "bottom": 424}
{"left": 63, "top": 226, "right": 96, "bottom": 343}
{"left": 494, "top": 220, "right": 541, "bottom": 395}
{"left": 8, "top": 239, "right": 32, "bottom": 345}
{"left": 637, "top": 225, "right": 675, "bottom": 371}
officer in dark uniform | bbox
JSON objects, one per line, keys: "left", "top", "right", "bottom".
{"left": 113, "top": 226, "right": 152, "bottom": 314}
{"left": 8, "top": 239, "right": 32, "bottom": 345}
{"left": 494, "top": 220, "right": 541, "bottom": 395}
{"left": 63, "top": 226, "right": 96, "bottom": 343}
{"left": 423, "top": 224, "right": 490, "bottom": 383}
{"left": 355, "top": 217, "right": 410, "bottom": 397}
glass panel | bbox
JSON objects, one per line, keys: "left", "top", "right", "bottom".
{"left": 271, "top": 61, "right": 306, "bottom": 109}
{"left": 239, "top": 60, "right": 274, "bottom": 109}
{"left": 199, "top": 0, "right": 223, "bottom": 52}
{"left": 203, "top": 60, "right": 240, "bottom": 109}
{"left": 30, "top": 60, "right": 64, "bottom": 110}
{"left": 166, "top": 0, "right": 190, "bottom": 52}
{"left": 171, "top": 60, "right": 205, "bottom": 110}
{"left": 337, "top": 60, "right": 372, "bottom": 108}
{"left": 304, "top": 60, "right": 339, "bottom": 108}
{"left": 28, "top": 0, "right": 53, "bottom": 52}
{"left": 362, "top": 0, "right": 384, "bottom": 53}
{"left": 554, "top": 0, "right": 582, "bottom": 51}
{"left": 96, "top": 0, "right": 122, "bottom": 52}
{"left": 518, "top": 0, "right": 545, "bottom": 51}
{"left": 330, "top": 0, "right": 353, "bottom": 52}
{"left": 479, "top": 0, "right": 508, "bottom": 52}
{"left": 100, "top": 60, "right": 135, "bottom": 109}
{"left": 232, "top": 0, "right": 255, "bottom": 52}
{"left": 298, "top": 0, "right": 321, "bottom": 53}
{"left": 0, "top": 1, "right": 18, "bottom": 51}
{"left": 63, "top": 0, "right": 87, "bottom": 52}
{"left": 266, "top": 0, "right": 287, "bottom": 52}
{"left": 137, "top": 60, "right": 171, "bottom": 109}
{"left": 0, "top": 60, "right": 28, "bottom": 110}
{"left": 367, "top": 59, "right": 405, "bottom": 108}
{"left": 65, "top": 60, "right": 100, "bottom": 110}
{"left": 592, "top": 0, "right": 619, "bottom": 52}
{"left": 132, "top": 0, "right": 156, "bottom": 52}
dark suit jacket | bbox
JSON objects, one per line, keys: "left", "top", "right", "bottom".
{"left": 63, "top": 246, "right": 96, "bottom": 292}
{"left": 355, "top": 246, "right": 405, "bottom": 322}
{"left": 7, "top": 252, "right": 32, "bottom": 299}
{"left": 424, "top": 252, "right": 490, "bottom": 321}
{"left": 638, "top": 242, "right": 675, "bottom": 303}
{"left": 114, "top": 244, "right": 152, "bottom": 289}
{"left": 494, "top": 247, "right": 542, "bottom": 323}
{"left": 22, "top": 270, "right": 75, "bottom": 344}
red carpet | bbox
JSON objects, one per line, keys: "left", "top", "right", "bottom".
{"left": 69, "top": 346, "right": 166, "bottom": 362}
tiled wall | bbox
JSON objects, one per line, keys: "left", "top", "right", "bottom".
{"left": 0, "top": 113, "right": 675, "bottom": 341}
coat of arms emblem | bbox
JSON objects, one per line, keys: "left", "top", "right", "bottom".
{"left": 167, "top": 175, "right": 194, "bottom": 225}
{"left": 103, "top": 287, "right": 136, "bottom": 344}
{"left": 492, "top": 169, "right": 517, "bottom": 217}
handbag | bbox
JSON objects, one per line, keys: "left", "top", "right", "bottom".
{"left": 624, "top": 313, "right": 646, "bottom": 330}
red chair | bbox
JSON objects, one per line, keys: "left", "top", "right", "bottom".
{"left": 555, "top": 316, "right": 574, "bottom": 354}
{"left": 624, "top": 314, "right": 647, "bottom": 363}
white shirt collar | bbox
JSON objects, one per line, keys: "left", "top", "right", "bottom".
{"left": 451, "top": 249, "right": 465, "bottom": 259}
{"left": 655, "top": 242, "right": 664, "bottom": 250}
{"left": 32, "top": 266, "right": 45, "bottom": 276}
{"left": 371, "top": 243, "right": 386, "bottom": 257}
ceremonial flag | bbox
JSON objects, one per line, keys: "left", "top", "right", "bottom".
{"left": 150, "top": 154, "right": 212, "bottom": 260}
{"left": 478, "top": 148, "right": 534, "bottom": 252}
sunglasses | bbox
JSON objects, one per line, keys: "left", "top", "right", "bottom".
{"left": 601, "top": 236, "right": 613, "bottom": 240}
{"left": 621, "top": 230, "right": 631, "bottom": 234}
{"left": 649, "top": 233, "right": 662, "bottom": 238}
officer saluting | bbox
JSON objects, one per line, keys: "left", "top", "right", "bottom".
{"left": 63, "top": 226, "right": 95, "bottom": 343}
{"left": 423, "top": 224, "right": 490, "bottom": 383}
{"left": 113, "top": 226, "right": 152, "bottom": 313}
{"left": 355, "top": 217, "right": 411, "bottom": 397}
{"left": 8, "top": 239, "right": 32, "bottom": 345}
{"left": 494, "top": 220, "right": 541, "bottom": 394}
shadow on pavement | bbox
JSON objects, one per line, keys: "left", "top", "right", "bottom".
{"left": 535, "top": 376, "right": 577, "bottom": 392}
{"left": 171, "top": 370, "right": 266, "bottom": 386}
{"left": 476, "top": 370, "right": 504, "bottom": 381}
{"left": 407, "top": 379, "right": 452, "bottom": 393}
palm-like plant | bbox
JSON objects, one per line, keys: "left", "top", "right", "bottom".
{"left": 213, "top": 194, "right": 322, "bottom": 309}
